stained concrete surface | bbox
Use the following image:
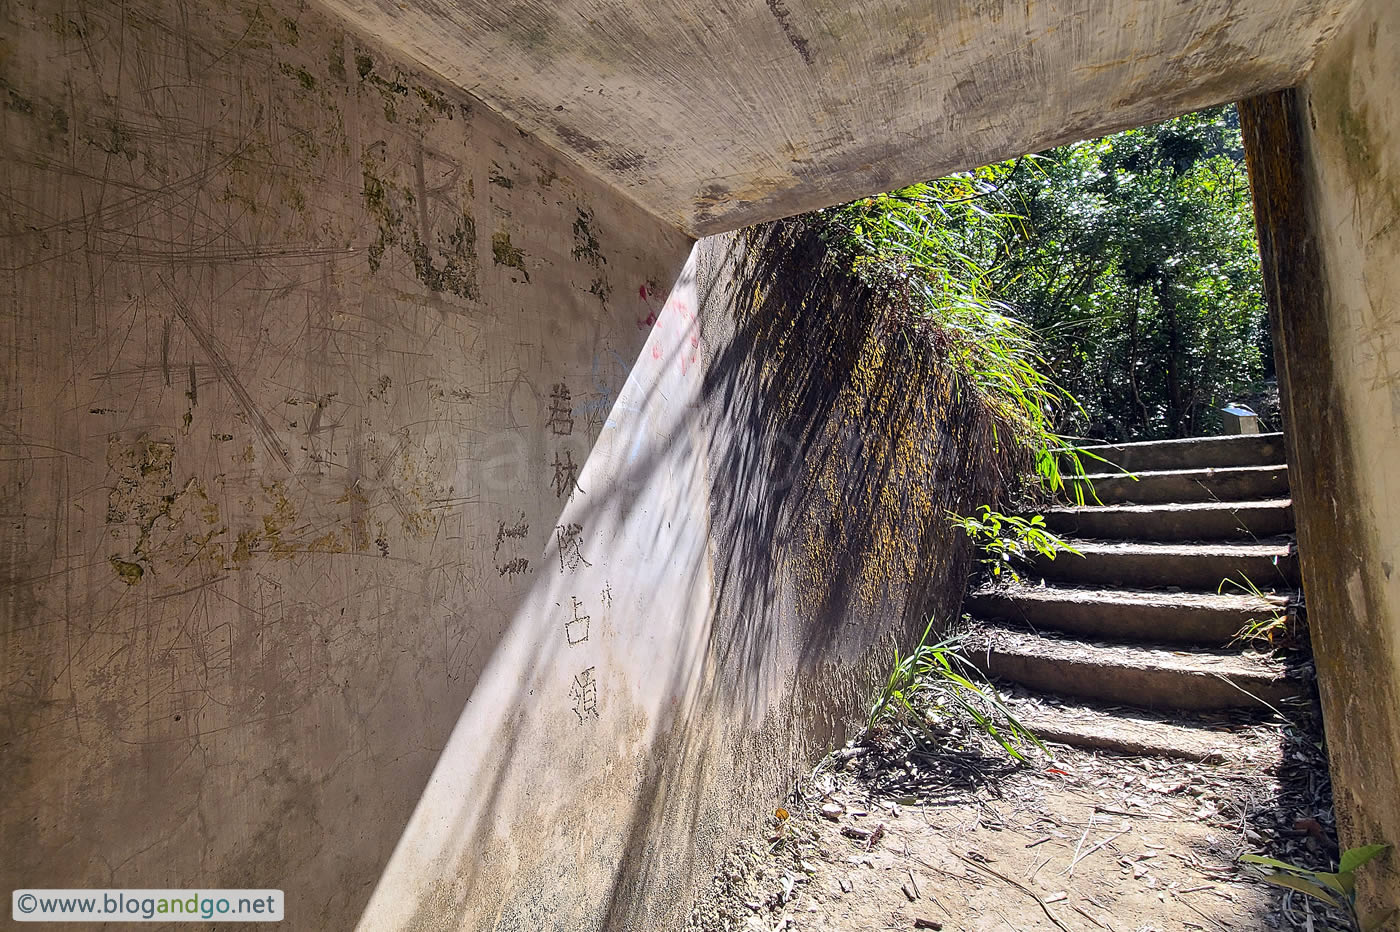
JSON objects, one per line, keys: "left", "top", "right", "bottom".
{"left": 0, "top": 0, "right": 692, "bottom": 925}
{"left": 974, "top": 626, "right": 1304, "bottom": 711}
{"left": 0, "top": 3, "right": 1006, "bottom": 924}
{"left": 1069, "top": 464, "right": 1291, "bottom": 505}
{"left": 1242, "top": 0, "right": 1400, "bottom": 913}
{"left": 308, "top": 0, "right": 1361, "bottom": 234}
{"left": 967, "top": 583, "right": 1288, "bottom": 645}
{"left": 1081, "top": 431, "right": 1288, "bottom": 470}
{"left": 1041, "top": 499, "right": 1296, "bottom": 540}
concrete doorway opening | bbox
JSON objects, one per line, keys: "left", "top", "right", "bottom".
{"left": 685, "top": 103, "right": 1346, "bottom": 931}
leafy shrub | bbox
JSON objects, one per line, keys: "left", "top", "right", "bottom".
{"left": 948, "top": 506, "right": 1082, "bottom": 583}
{"left": 1241, "top": 844, "right": 1392, "bottom": 931}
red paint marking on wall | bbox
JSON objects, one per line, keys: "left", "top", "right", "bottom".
{"left": 636, "top": 283, "right": 663, "bottom": 331}
{"left": 664, "top": 297, "right": 700, "bottom": 376}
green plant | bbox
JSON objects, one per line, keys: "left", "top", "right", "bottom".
{"left": 949, "top": 506, "right": 1082, "bottom": 582}
{"left": 994, "top": 105, "right": 1270, "bottom": 441}
{"left": 1220, "top": 572, "right": 1293, "bottom": 648}
{"left": 817, "top": 166, "right": 1086, "bottom": 500}
{"left": 1240, "top": 844, "right": 1393, "bottom": 931}
{"left": 821, "top": 104, "right": 1271, "bottom": 445}
{"left": 1057, "top": 440, "right": 1141, "bottom": 507}
{"left": 868, "top": 619, "right": 1044, "bottom": 762}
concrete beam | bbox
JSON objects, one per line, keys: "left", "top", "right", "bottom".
{"left": 311, "top": 0, "right": 1361, "bottom": 234}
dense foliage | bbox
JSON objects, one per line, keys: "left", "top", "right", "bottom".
{"left": 818, "top": 105, "right": 1271, "bottom": 445}
{"left": 819, "top": 159, "right": 1085, "bottom": 498}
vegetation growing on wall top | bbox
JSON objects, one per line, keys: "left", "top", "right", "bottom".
{"left": 813, "top": 160, "right": 1085, "bottom": 501}
{"left": 815, "top": 104, "right": 1271, "bottom": 448}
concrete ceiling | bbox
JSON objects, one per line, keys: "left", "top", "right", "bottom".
{"left": 317, "top": 0, "right": 1360, "bottom": 236}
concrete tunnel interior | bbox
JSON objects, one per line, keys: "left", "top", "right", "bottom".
{"left": 2, "top": 0, "right": 1399, "bottom": 927}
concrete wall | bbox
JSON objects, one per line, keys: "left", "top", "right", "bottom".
{"left": 360, "top": 223, "right": 1012, "bottom": 929}
{"left": 0, "top": 0, "right": 1009, "bottom": 926}
{"left": 1241, "top": 0, "right": 1400, "bottom": 912}
{"left": 0, "top": 0, "right": 692, "bottom": 923}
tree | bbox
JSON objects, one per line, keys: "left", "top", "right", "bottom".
{"left": 996, "top": 106, "right": 1270, "bottom": 440}
{"left": 816, "top": 104, "right": 1271, "bottom": 450}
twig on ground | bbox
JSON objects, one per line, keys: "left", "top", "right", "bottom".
{"left": 1066, "top": 827, "right": 1131, "bottom": 876}
{"left": 1071, "top": 903, "right": 1110, "bottom": 930}
{"left": 951, "top": 851, "right": 1072, "bottom": 932}
{"left": 1179, "top": 895, "right": 1231, "bottom": 931}
{"left": 1092, "top": 805, "right": 1142, "bottom": 818}
{"left": 1068, "top": 813, "right": 1095, "bottom": 870}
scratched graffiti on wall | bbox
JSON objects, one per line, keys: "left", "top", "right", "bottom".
{"left": 0, "top": 0, "right": 693, "bottom": 919}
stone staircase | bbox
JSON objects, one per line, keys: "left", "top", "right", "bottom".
{"left": 964, "top": 432, "right": 1311, "bottom": 763}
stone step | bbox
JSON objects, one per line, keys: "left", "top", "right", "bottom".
{"left": 1030, "top": 539, "right": 1299, "bottom": 589}
{"left": 1077, "top": 432, "right": 1287, "bottom": 472}
{"left": 1002, "top": 690, "right": 1285, "bottom": 764}
{"left": 1039, "top": 498, "right": 1294, "bottom": 541}
{"left": 967, "top": 623, "right": 1310, "bottom": 711}
{"left": 966, "top": 583, "right": 1289, "bottom": 646}
{"left": 1068, "top": 464, "right": 1289, "bottom": 505}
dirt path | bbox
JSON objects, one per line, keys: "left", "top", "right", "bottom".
{"left": 688, "top": 719, "right": 1337, "bottom": 932}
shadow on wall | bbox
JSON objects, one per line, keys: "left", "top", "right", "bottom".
{"left": 0, "top": 0, "right": 696, "bottom": 922}
{"left": 592, "top": 222, "right": 1027, "bottom": 929}
{"left": 353, "top": 221, "right": 1025, "bottom": 929}
{"left": 697, "top": 221, "right": 1019, "bottom": 713}
{"left": 357, "top": 251, "right": 720, "bottom": 931}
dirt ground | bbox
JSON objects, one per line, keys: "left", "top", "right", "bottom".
{"left": 687, "top": 707, "right": 1339, "bottom": 932}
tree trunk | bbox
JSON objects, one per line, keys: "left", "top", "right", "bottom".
{"left": 1154, "top": 278, "right": 1186, "bottom": 437}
